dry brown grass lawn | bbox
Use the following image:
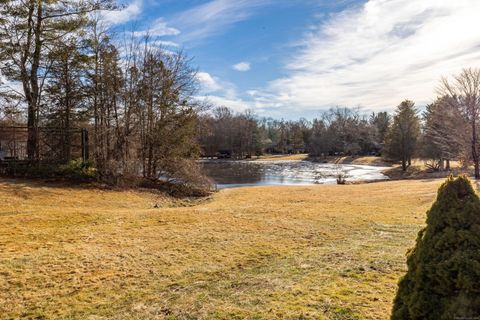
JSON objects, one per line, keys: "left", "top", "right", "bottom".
{"left": 330, "top": 156, "right": 390, "bottom": 166}
{"left": 255, "top": 154, "right": 310, "bottom": 161}
{"left": 0, "top": 178, "right": 446, "bottom": 319}
{"left": 383, "top": 159, "right": 471, "bottom": 181}
{"left": 254, "top": 154, "right": 389, "bottom": 165}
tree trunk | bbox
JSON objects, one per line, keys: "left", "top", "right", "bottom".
{"left": 26, "top": 106, "right": 37, "bottom": 161}
{"left": 64, "top": 56, "right": 72, "bottom": 161}
{"left": 472, "top": 118, "right": 479, "bottom": 179}
{"left": 22, "top": 2, "right": 36, "bottom": 161}
{"left": 402, "top": 156, "right": 407, "bottom": 171}
{"left": 28, "top": 1, "right": 43, "bottom": 161}
{"left": 445, "top": 159, "right": 450, "bottom": 171}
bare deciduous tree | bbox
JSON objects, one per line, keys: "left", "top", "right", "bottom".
{"left": 440, "top": 68, "right": 480, "bottom": 179}
{"left": 422, "top": 96, "right": 467, "bottom": 170}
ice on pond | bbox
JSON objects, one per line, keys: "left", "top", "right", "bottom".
{"left": 201, "top": 160, "right": 389, "bottom": 188}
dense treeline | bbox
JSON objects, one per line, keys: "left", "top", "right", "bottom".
{"left": 198, "top": 106, "right": 389, "bottom": 159}
{"left": 198, "top": 107, "right": 261, "bottom": 158}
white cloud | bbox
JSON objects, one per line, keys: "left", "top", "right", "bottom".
{"left": 101, "top": 0, "right": 142, "bottom": 25}
{"left": 150, "top": 40, "right": 179, "bottom": 48}
{"left": 133, "top": 18, "right": 180, "bottom": 37}
{"left": 232, "top": 62, "right": 251, "bottom": 72}
{"left": 197, "top": 72, "right": 222, "bottom": 93}
{"left": 199, "top": 95, "right": 251, "bottom": 113}
{"left": 172, "top": 0, "right": 272, "bottom": 42}
{"left": 257, "top": 0, "right": 480, "bottom": 113}
{"left": 196, "top": 71, "right": 253, "bottom": 113}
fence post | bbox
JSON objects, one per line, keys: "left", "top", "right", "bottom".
{"left": 81, "top": 128, "right": 89, "bottom": 163}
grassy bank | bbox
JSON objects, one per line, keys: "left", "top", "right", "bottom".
{"left": 254, "top": 154, "right": 310, "bottom": 161}
{"left": 326, "top": 155, "right": 391, "bottom": 167}
{"left": 253, "top": 154, "right": 389, "bottom": 165}
{"left": 0, "top": 178, "right": 445, "bottom": 319}
{"left": 382, "top": 159, "right": 471, "bottom": 180}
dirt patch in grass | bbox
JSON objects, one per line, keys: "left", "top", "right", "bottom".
{"left": 0, "top": 178, "right": 446, "bottom": 319}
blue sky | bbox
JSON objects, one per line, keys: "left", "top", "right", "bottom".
{"left": 104, "top": 0, "right": 480, "bottom": 119}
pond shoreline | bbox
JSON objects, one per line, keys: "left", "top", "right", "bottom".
{"left": 202, "top": 154, "right": 392, "bottom": 166}
{"left": 200, "top": 158, "right": 390, "bottom": 188}
{"left": 202, "top": 155, "right": 469, "bottom": 184}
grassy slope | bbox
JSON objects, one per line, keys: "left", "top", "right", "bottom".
{"left": 255, "top": 154, "right": 310, "bottom": 161}
{"left": 382, "top": 159, "right": 471, "bottom": 181}
{"left": 328, "top": 156, "right": 390, "bottom": 166}
{"left": 254, "top": 154, "right": 389, "bottom": 165}
{"left": 0, "top": 178, "right": 445, "bottom": 319}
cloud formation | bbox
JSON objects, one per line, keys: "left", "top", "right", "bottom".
{"left": 196, "top": 72, "right": 251, "bottom": 113}
{"left": 133, "top": 17, "right": 180, "bottom": 37}
{"left": 105, "top": 0, "right": 480, "bottom": 117}
{"left": 172, "top": 0, "right": 272, "bottom": 42}
{"left": 197, "top": 72, "right": 222, "bottom": 93}
{"left": 260, "top": 0, "right": 480, "bottom": 113}
{"left": 232, "top": 62, "right": 251, "bottom": 72}
{"left": 101, "top": 0, "right": 142, "bottom": 25}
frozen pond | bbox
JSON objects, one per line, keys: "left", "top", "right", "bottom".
{"left": 201, "top": 160, "right": 389, "bottom": 188}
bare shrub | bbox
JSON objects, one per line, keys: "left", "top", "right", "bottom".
{"left": 336, "top": 172, "right": 347, "bottom": 185}
{"left": 335, "top": 166, "right": 348, "bottom": 184}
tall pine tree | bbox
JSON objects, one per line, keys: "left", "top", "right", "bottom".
{"left": 384, "top": 100, "right": 420, "bottom": 171}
